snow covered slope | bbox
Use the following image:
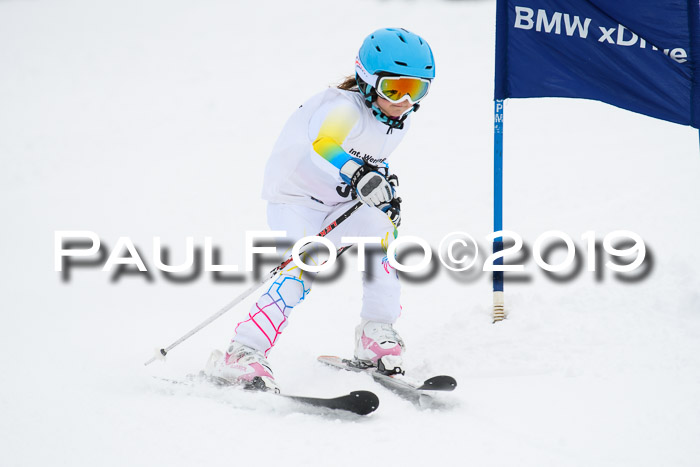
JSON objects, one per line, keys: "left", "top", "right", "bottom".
{"left": 1, "top": 0, "right": 699, "bottom": 466}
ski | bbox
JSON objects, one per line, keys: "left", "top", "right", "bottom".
{"left": 317, "top": 355, "right": 456, "bottom": 406}
{"left": 153, "top": 373, "right": 379, "bottom": 416}
{"left": 279, "top": 390, "right": 379, "bottom": 416}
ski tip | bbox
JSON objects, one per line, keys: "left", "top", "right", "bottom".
{"left": 348, "top": 390, "right": 380, "bottom": 415}
{"left": 419, "top": 376, "right": 457, "bottom": 391}
{"left": 317, "top": 355, "right": 339, "bottom": 361}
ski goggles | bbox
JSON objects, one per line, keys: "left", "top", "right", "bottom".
{"left": 376, "top": 76, "right": 431, "bottom": 105}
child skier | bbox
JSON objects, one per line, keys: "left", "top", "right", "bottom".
{"left": 207, "top": 28, "right": 435, "bottom": 391}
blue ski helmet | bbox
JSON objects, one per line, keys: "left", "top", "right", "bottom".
{"left": 355, "top": 28, "right": 435, "bottom": 129}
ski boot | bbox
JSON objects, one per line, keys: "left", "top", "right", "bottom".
{"left": 354, "top": 320, "right": 405, "bottom": 376}
{"left": 204, "top": 342, "right": 280, "bottom": 393}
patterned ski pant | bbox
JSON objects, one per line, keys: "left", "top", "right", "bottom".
{"left": 232, "top": 201, "right": 400, "bottom": 355}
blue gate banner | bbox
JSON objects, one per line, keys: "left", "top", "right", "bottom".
{"left": 495, "top": 0, "right": 700, "bottom": 128}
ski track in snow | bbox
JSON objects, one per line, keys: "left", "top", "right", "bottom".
{"left": 1, "top": 0, "right": 700, "bottom": 466}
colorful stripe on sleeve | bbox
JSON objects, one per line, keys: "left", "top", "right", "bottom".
{"left": 312, "top": 104, "right": 360, "bottom": 170}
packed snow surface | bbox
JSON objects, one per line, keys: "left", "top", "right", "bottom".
{"left": 2, "top": 1, "right": 699, "bottom": 466}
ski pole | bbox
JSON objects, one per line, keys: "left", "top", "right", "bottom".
{"left": 144, "top": 201, "right": 363, "bottom": 366}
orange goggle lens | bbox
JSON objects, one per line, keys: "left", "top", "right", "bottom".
{"left": 377, "top": 76, "right": 431, "bottom": 103}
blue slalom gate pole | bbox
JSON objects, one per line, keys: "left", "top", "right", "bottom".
{"left": 493, "top": 99, "right": 505, "bottom": 322}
